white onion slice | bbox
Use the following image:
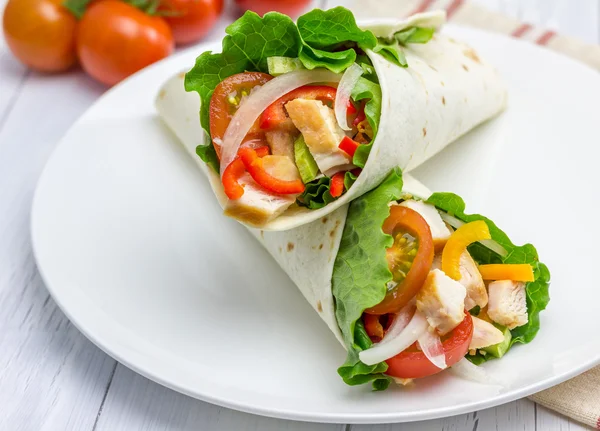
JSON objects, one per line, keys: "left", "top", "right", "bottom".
{"left": 376, "top": 301, "right": 415, "bottom": 346}
{"left": 438, "top": 211, "right": 508, "bottom": 258}
{"left": 334, "top": 63, "right": 363, "bottom": 131}
{"left": 359, "top": 309, "right": 429, "bottom": 366}
{"left": 219, "top": 69, "right": 342, "bottom": 178}
{"left": 449, "top": 358, "right": 504, "bottom": 386}
{"left": 417, "top": 330, "right": 447, "bottom": 370}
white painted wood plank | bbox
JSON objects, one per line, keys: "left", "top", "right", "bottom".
{"left": 536, "top": 405, "right": 593, "bottom": 431}
{"left": 350, "top": 398, "right": 536, "bottom": 431}
{"left": 0, "top": 0, "right": 29, "bottom": 127}
{"left": 95, "top": 365, "right": 345, "bottom": 431}
{"left": 0, "top": 66, "right": 115, "bottom": 429}
{"left": 0, "top": 326, "right": 116, "bottom": 430}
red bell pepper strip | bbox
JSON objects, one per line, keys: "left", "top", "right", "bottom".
{"left": 222, "top": 158, "right": 246, "bottom": 200}
{"left": 252, "top": 145, "right": 270, "bottom": 158}
{"left": 329, "top": 172, "right": 345, "bottom": 198}
{"left": 222, "top": 146, "right": 270, "bottom": 200}
{"left": 239, "top": 147, "right": 305, "bottom": 195}
{"left": 260, "top": 85, "right": 337, "bottom": 130}
{"left": 346, "top": 100, "right": 358, "bottom": 115}
{"left": 338, "top": 136, "right": 360, "bottom": 157}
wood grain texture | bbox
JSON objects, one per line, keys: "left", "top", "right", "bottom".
{"left": 0, "top": 0, "right": 597, "bottom": 429}
{"left": 95, "top": 365, "right": 345, "bottom": 431}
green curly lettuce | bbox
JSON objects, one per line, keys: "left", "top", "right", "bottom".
{"left": 332, "top": 168, "right": 405, "bottom": 389}
{"left": 297, "top": 171, "right": 359, "bottom": 209}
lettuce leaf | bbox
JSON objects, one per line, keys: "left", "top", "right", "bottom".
{"left": 426, "top": 193, "right": 551, "bottom": 364}
{"left": 351, "top": 78, "right": 382, "bottom": 169}
{"left": 297, "top": 171, "right": 359, "bottom": 209}
{"left": 184, "top": 11, "right": 301, "bottom": 135}
{"left": 332, "top": 168, "right": 404, "bottom": 388}
{"left": 297, "top": 7, "right": 377, "bottom": 49}
{"left": 395, "top": 27, "right": 435, "bottom": 45}
{"left": 372, "top": 41, "right": 408, "bottom": 68}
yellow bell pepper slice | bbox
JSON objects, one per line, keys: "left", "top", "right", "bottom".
{"left": 478, "top": 264, "right": 534, "bottom": 282}
{"left": 442, "top": 220, "right": 491, "bottom": 280}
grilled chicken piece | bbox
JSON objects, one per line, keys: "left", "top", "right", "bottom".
{"left": 265, "top": 130, "right": 295, "bottom": 161}
{"left": 224, "top": 173, "right": 296, "bottom": 226}
{"left": 399, "top": 200, "right": 452, "bottom": 249}
{"left": 487, "top": 280, "right": 528, "bottom": 329}
{"left": 416, "top": 269, "right": 466, "bottom": 335}
{"left": 469, "top": 316, "right": 505, "bottom": 350}
{"left": 432, "top": 251, "right": 488, "bottom": 310}
{"left": 284, "top": 99, "right": 352, "bottom": 175}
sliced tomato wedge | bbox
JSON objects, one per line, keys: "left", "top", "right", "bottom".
{"left": 209, "top": 72, "right": 273, "bottom": 159}
{"left": 260, "top": 85, "right": 337, "bottom": 130}
{"left": 365, "top": 206, "right": 434, "bottom": 315}
{"left": 384, "top": 312, "right": 474, "bottom": 379}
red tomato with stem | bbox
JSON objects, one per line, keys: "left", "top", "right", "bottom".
{"left": 2, "top": 0, "right": 77, "bottom": 72}
{"left": 76, "top": 0, "right": 174, "bottom": 86}
{"left": 160, "top": 0, "right": 223, "bottom": 45}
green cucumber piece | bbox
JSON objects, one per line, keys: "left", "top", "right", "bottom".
{"left": 267, "top": 57, "right": 305, "bottom": 76}
{"left": 294, "top": 135, "right": 319, "bottom": 184}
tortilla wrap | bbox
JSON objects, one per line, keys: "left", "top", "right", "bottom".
{"left": 167, "top": 12, "right": 507, "bottom": 230}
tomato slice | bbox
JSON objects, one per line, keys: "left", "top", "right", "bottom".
{"left": 365, "top": 206, "right": 434, "bottom": 315}
{"left": 384, "top": 312, "right": 474, "bottom": 379}
{"left": 209, "top": 72, "right": 273, "bottom": 159}
{"left": 260, "top": 85, "right": 337, "bottom": 130}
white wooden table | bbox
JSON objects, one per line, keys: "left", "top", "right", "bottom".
{"left": 1, "top": 0, "right": 598, "bottom": 429}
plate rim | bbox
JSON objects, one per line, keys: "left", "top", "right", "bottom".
{"left": 30, "top": 25, "right": 600, "bottom": 424}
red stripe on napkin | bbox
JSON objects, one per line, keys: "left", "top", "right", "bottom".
{"left": 512, "top": 23, "right": 532, "bottom": 38}
{"left": 536, "top": 30, "right": 556, "bottom": 45}
{"left": 596, "top": 416, "right": 600, "bottom": 430}
{"left": 410, "top": 0, "right": 435, "bottom": 15}
{"left": 445, "top": 0, "right": 464, "bottom": 19}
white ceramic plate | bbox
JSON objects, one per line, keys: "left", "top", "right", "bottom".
{"left": 31, "top": 26, "right": 600, "bottom": 424}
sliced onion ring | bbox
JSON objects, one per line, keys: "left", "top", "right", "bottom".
{"left": 449, "top": 358, "right": 504, "bottom": 386}
{"left": 417, "top": 330, "right": 447, "bottom": 370}
{"left": 376, "top": 300, "right": 415, "bottom": 346}
{"left": 219, "top": 69, "right": 342, "bottom": 178}
{"left": 438, "top": 211, "right": 508, "bottom": 258}
{"left": 334, "top": 63, "right": 363, "bottom": 131}
{"left": 359, "top": 309, "right": 429, "bottom": 366}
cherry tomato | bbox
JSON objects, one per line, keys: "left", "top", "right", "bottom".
{"left": 234, "top": 0, "right": 311, "bottom": 17}
{"left": 160, "top": 0, "right": 222, "bottom": 45}
{"left": 76, "top": 0, "right": 174, "bottom": 86}
{"left": 2, "top": 0, "right": 77, "bottom": 72}
{"left": 209, "top": 72, "right": 273, "bottom": 159}
{"left": 384, "top": 313, "right": 474, "bottom": 379}
{"left": 366, "top": 205, "right": 434, "bottom": 315}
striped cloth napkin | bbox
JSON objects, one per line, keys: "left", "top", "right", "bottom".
{"left": 339, "top": 0, "right": 599, "bottom": 428}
